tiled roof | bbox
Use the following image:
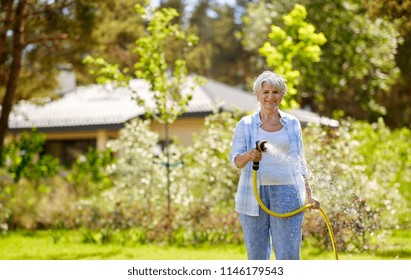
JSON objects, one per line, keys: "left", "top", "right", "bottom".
{"left": 10, "top": 84, "right": 142, "bottom": 130}
{"left": 8, "top": 78, "right": 215, "bottom": 131}
{"left": 7, "top": 77, "right": 338, "bottom": 131}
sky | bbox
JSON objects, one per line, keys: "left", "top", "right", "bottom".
{"left": 151, "top": 0, "right": 238, "bottom": 12}
{"left": 150, "top": 0, "right": 240, "bottom": 21}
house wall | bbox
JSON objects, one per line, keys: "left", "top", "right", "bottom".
{"left": 150, "top": 116, "right": 205, "bottom": 146}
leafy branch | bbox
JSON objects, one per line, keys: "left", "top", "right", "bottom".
{"left": 259, "top": 4, "right": 327, "bottom": 108}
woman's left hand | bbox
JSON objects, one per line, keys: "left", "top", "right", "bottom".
{"left": 307, "top": 195, "right": 321, "bottom": 210}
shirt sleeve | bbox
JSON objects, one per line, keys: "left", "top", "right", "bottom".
{"left": 230, "top": 118, "right": 248, "bottom": 168}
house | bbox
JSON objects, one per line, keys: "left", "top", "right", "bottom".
{"left": 6, "top": 77, "right": 338, "bottom": 164}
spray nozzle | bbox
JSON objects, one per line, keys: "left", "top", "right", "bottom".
{"left": 252, "top": 140, "right": 268, "bottom": 171}
{"left": 256, "top": 140, "right": 268, "bottom": 153}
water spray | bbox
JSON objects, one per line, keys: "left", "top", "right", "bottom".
{"left": 253, "top": 140, "right": 339, "bottom": 260}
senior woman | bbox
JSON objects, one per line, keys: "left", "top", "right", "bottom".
{"left": 230, "top": 71, "right": 320, "bottom": 260}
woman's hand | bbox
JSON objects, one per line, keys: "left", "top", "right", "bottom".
{"left": 247, "top": 148, "right": 262, "bottom": 162}
{"left": 234, "top": 148, "right": 262, "bottom": 168}
{"left": 305, "top": 181, "right": 321, "bottom": 209}
{"left": 307, "top": 195, "right": 321, "bottom": 210}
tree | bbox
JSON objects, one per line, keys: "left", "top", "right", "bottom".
{"left": 240, "top": 0, "right": 402, "bottom": 123}
{"left": 362, "top": 0, "right": 411, "bottom": 127}
{"left": 303, "top": 0, "right": 401, "bottom": 122}
{"left": 75, "top": 0, "right": 147, "bottom": 83}
{"left": 85, "top": 2, "right": 200, "bottom": 243}
{"left": 0, "top": 0, "right": 30, "bottom": 163}
{"left": 187, "top": 0, "right": 248, "bottom": 87}
{"left": 0, "top": 0, "right": 110, "bottom": 163}
{"left": 238, "top": 0, "right": 301, "bottom": 89}
{"left": 258, "top": 4, "right": 327, "bottom": 108}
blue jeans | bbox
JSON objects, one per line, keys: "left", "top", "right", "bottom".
{"left": 239, "top": 185, "right": 304, "bottom": 260}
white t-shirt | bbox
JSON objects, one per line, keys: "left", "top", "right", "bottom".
{"left": 258, "top": 127, "right": 294, "bottom": 186}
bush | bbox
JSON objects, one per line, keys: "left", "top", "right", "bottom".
{"left": 0, "top": 130, "right": 61, "bottom": 231}
{"left": 0, "top": 130, "right": 115, "bottom": 232}
{"left": 67, "top": 147, "right": 114, "bottom": 197}
{"left": 303, "top": 118, "right": 409, "bottom": 253}
{"left": 1, "top": 130, "right": 59, "bottom": 183}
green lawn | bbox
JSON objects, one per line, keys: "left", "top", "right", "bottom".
{"left": 0, "top": 229, "right": 410, "bottom": 260}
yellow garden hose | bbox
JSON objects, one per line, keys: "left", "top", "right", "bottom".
{"left": 251, "top": 141, "right": 339, "bottom": 260}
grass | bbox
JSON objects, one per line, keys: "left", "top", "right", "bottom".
{"left": 0, "top": 229, "right": 410, "bottom": 260}
{"left": 0, "top": 230, "right": 247, "bottom": 260}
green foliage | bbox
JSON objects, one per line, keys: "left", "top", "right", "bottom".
{"left": 1, "top": 130, "right": 59, "bottom": 183}
{"left": 362, "top": 0, "right": 411, "bottom": 127}
{"left": 0, "top": 0, "right": 108, "bottom": 100}
{"left": 187, "top": 1, "right": 246, "bottom": 86}
{"left": 304, "top": 0, "right": 400, "bottom": 119}
{"left": 1, "top": 137, "right": 62, "bottom": 230}
{"left": 0, "top": 176, "right": 77, "bottom": 231}
{"left": 133, "top": 3, "right": 200, "bottom": 124}
{"left": 80, "top": 0, "right": 146, "bottom": 79}
{"left": 84, "top": 3, "right": 200, "bottom": 125}
{"left": 81, "top": 56, "right": 131, "bottom": 87}
{"left": 240, "top": 0, "right": 404, "bottom": 123}
{"left": 67, "top": 147, "right": 114, "bottom": 197}
{"left": 240, "top": 1, "right": 279, "bottom": 53}
{"left": 258, "top": 4, "right": 327, "bottom": 108}
{"left": 362, "top": 0, "right": 411, "bottom": 35}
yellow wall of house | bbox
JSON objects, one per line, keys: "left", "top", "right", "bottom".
{"left": 150, "top": 117, "right": 204, "bottom": 146}
{"left": 38, "top": 116, "right": 205, "bottom": 147}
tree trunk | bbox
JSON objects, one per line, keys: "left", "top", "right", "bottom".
{"left": 165, "top": 122, "right": 173, "bottom": 243}
{"left": 0, "top": 0, "right": 14, "bottom": 65}
{"left": 0, "top": 0, "right": 28, "bottom": 162}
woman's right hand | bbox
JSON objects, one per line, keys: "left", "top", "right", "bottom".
{"left": 248, "top": 148, "right": 262, "bottom": 162}
{"left": 234, "top": 148, "right": 262, "bottom": 168}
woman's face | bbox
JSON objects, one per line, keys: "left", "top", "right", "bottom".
{"left": 257, "top": 82, "right": 284, "bottom": 110}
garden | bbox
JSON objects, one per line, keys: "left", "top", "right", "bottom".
{"left": 0, "top": 113, "right": 410, "bottom": 260}
{"left": 1, "top": 0, "right": 410, "bottom": 261}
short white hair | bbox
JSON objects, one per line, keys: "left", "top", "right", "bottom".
{"left": 253, "top": 71, "right": 287, "bottom": 95}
